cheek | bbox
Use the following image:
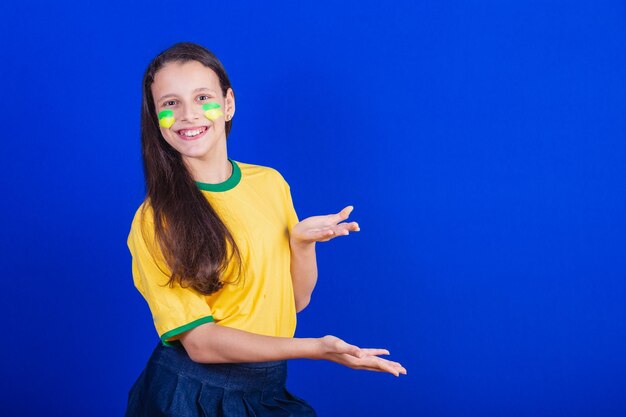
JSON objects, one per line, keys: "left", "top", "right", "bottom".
{"left": 160, "top": 131, "right": 187, "bottom": 155}
{"left": 202, "top": 102, "right": 224, "bottom": 122}
{"left": 158, "top": 110, "right": 176, "bottom": 129}
{"left": 160, "top": 130, "right": 177, "bottom": 147}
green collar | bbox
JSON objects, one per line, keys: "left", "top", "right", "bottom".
{"left": 195, "top": 159, "right": 241, "bottom": 192}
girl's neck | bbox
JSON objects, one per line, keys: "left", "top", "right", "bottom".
{"left": 183, "top": 148, "right": 232, "bottom": 184}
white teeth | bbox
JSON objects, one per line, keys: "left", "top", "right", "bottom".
{"left": 180, "top": 128, "right": 205, "bottom": 137}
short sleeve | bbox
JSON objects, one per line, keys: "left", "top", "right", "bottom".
{"left": 280, "top": 178, "right": 299, "bottom": 232}
{"left": 127, "top": 207, "right": 214, "bottom": 346}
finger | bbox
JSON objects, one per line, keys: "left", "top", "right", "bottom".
{"left": 357, "top": 361, "right": 399, "bottom": 376}
{"left": 359, "top": 348, "right": 390, "bottom": 356}
{"left": 360, "top": 356, "right": 404, "bottom": 376}
{"left": 312, "top": 225, "right": 356, "bottom": 241}
{"left": 323, "top": 223, "right": 359, "bottom": 239}
{"left": 371, "top": 358, "right": 398, "bottom": 375}
{"left": 308, "top": 228, "right": 336, "bottom": 240}
{"left": 333, "top": 206, "right": 354, "bottom": 223}
{"left": 377, "top": 360, "right": 404, "bottom": 377}
{"left": 335, "top": 222, "right": 360, "bottom": 234}
{"left": 385, "top": 360, "right": 407, "bottom": 375}
{"left": 301, "top": 227, "right": 341, "bottom": 242}
{"left": 328, "top": 226, "right": 349, "bottom": 237}
{"left": 336, "top": 351, "right": 407, "bottom": 376}
{"left": 330, "top": 353, "right": 406, "bottom": 376}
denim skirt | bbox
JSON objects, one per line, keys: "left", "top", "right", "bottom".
{"left": 125, "top": 341, "right": 316, "bottom": 417}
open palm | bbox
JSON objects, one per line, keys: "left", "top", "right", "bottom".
{"left": 290, "top": 206, "right": 360, "bottom": 245}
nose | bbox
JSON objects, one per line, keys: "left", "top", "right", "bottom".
{"left": 179, "top": 103, "right": 201, "bottom": 122}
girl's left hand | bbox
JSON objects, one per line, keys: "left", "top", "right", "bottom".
{"left": 290, "top": 206, "right": 360, "bottom": 246}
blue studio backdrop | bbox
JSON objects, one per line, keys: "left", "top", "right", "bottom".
{"left": 2, "top": 1, "right": 625, "bottom": 416}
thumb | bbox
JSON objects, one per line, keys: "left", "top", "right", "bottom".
{"left": 336, "top": 339, "right": 362, "bottom": 358}
{"left": 334, "top": 205, "right": 354, "bottom": 222}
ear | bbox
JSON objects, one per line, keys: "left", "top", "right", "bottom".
{"left": 225, "top": 88, "right": 235, "bottom": 120}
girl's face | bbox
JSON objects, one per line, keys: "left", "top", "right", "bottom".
{"left": 151, "top": 60, "right": 234, "bottom": 162}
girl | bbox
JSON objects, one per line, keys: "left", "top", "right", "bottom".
{"left": 126, "top": 42, "right": 406, "bottom": 417}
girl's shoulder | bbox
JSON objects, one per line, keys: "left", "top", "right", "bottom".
{"left": 128, "top": 201, "right": 158, "bottom": 245}
{"left": 234, "top": 160, "right": 290, "bottom": 185}
{"left": 131, "top": 200, "right": 155, "bottom": 224}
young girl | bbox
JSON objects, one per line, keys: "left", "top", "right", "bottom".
{"left": 125, "top": 42, "right": 406, "bottom": 417}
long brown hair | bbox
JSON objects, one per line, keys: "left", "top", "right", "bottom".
{"left": 140, "top": 42, "right": 241, "bottom": 295}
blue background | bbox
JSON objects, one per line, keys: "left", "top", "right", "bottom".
{"left": 2, "top": 1, "right": 625, "bottom": 416}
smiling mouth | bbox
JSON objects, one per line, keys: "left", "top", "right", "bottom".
{"left": 177, "top": 126, "right": 208, "bottom": 139}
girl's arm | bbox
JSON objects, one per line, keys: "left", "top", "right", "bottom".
{"left": 289, "top": 206, "right": 359, "bottom": 311}
{"left": 179, "top": 322, "right": 407, "bottom": 376}
{"left": 289, "top": 239, "right": 317, "bottom": 312}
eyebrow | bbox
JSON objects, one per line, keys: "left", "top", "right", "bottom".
{"left": 157, "top": 87, "right": 217, "bottom": 103}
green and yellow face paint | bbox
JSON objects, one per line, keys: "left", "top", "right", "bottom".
{"left": 203, "top": 102, "right": 224, "bottom": 122}
{"left": 158, "top": 109, "right": 175, "bottom": 129}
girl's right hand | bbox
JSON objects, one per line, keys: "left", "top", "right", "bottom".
{"left": 315, "top": 335, "right": 407, "bottom": 377}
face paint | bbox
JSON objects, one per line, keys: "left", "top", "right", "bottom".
{"left": 158, "top": 109, "right": 175, "bottom": 129}
{"left": 203, "top": 102, "right": 224, "bottom": 122}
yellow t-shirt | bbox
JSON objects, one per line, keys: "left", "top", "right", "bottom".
{"left": 128, "top": 160, "right": 299, "bottom": 346}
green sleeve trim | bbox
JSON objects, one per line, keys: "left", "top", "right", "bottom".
{"left": 160, "top": 315, "right": 214, "bottom": 347}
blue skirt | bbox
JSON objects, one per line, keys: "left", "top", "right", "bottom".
{"left": 125, "top": 341, "right": 316, "bottom": 417}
